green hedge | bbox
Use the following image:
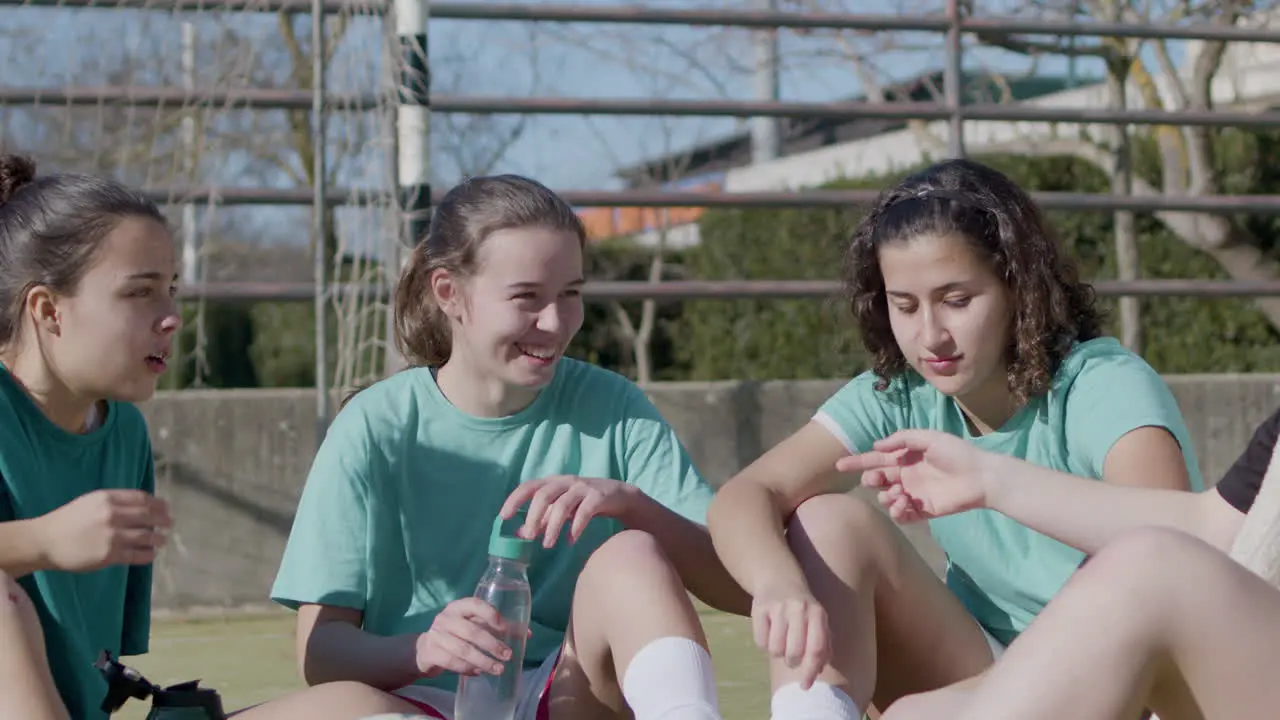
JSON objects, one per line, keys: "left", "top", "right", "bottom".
{"left": 677, "top": 143, "right": 1280, "bottom": 380}
{"left": 169, "top": 131, "right": 1280, "bottom": 388}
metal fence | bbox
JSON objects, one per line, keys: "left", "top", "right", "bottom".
{"left": 8, "top": 0, "right": 1280, "bottom": 436}
{"left": 5, "top": 0, "right": 1280, "bottom": 299}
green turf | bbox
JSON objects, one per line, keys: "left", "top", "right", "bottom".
{"left": 116, "top": 604, "right": 771, "bottom": 719}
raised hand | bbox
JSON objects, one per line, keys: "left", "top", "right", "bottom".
{"left": 499, "top": 475, "right": 636, "bottom": 548}
{"left": 38, "top": 489, "right": 172, "bottom": 572}
{"left": 834, "top": 429, "right": 996, "bottom": 523}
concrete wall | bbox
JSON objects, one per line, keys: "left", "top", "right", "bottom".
{"left": 139, "top": 374, "right": 1280, "bottom": 612}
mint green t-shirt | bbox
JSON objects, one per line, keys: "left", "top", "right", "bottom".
{"left": 814, "top": 337, "right": 1202, "bottom": 645}
{"left": 270, "top": 358, "right": 714, "bottom": 692}
{"left": 0, "top": 368, "right": 154, "bottom": 720}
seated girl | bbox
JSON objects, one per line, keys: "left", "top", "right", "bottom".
{"left": 0, "top": 154, "right": 179, "bottom": 720}
{"left": 705, "top": 158, "right": 1202, "bottom": 720}
{"left": 266, "top": 174, "right": 748, "bottom": 720}
{"left": 846, "top": 403, "right": 1280, "bottom": 719}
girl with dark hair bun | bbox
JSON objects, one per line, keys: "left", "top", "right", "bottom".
{"left": 0, "top": 153, "right": 179, "bottom": 720}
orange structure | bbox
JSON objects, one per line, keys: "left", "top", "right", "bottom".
{"left": 576, "top": 181, "right": 721, "bottom": 242}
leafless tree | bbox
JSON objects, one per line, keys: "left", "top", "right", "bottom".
{"left": 684, "top": 0, "right": 1280, "bottom": 342}
{"left": 964, "top": 1, "right": 1280, "bottom": 333}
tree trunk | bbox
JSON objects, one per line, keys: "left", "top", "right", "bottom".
{"left": 1105, "top": 6, "right": 1142, "bottom": 354}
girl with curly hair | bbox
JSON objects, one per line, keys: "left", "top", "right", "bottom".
{"left": 706, "top": 158, "right": 1203, "bottom": 719}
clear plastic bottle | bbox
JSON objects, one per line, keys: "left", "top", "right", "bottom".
{"left": 454, "top": 515, "right": 534, "bottom": 720}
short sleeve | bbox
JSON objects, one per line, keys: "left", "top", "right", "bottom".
{"left": 270, "top": 405, "right": 373, "bottom": 612}
{"left": 121, "top": 443, "right": 155, "bottom": 656}
{"left": 1062, "top": 351, "right": 1199, "bottom": 487}
{"left": 0, "top": 478, "right": 11, "bottom": 522}
{"left": 618, "top": 385, "right": 714, "bottom": 525}
{"left": 1216, "top": 408, "right": 1280, "bottom": 514}
{"left": 811, "top": 372, "right": 907, "bottom": 454}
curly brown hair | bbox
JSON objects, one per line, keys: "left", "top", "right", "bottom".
{"left": 844, "top": 158, "right": 1102, "bottom": 404}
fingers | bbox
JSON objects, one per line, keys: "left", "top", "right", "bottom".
{"left": 448, "top": 597, "right": 507, "bottom": 631}
{"left": 117, "top": 546, "right": 160, "bottom": 566}
{"left": 754, "top": 600, "right": 831, "bottom": 690}
{"left": 499, "top": 479, "right": 548, "bottom": 520}
{"left": 836, "top": 449, "right": 910, "bottom": 475}
{"left": 799, "top": 606, "right": 829, "bottom": 690}
{"left": 783, "top": 602, "right": 808, "bottom": 668}
{"left": 150, "top": 498, "right": 174, "bottom": 531}
{"left": 538, "top": 489, "right": 584, "bottom": 548}
{"left": 751, "top": 605, "right": 771, "bottom": 652}
{"left": 871, "top": 428, "right": 943, "bottom": 453}
{"left": 108, "top": 528, "right": 168, "bottom": 566}
{"left": 887, "top": 494, "right": 915, "bottom": 523}
{"left": 861, "top": 466, "right": 904, "bottom": 490}
{"left": 766, "top": 606, "right": 790, "bottom": 659}
{"left": 435, "top": 600, "right": 512, "bottom": 673}
{"left": 110, "top": 504, "right": 168, "bottom": 530}
{"left": 115, "top": 528, "right": 168, "bottom": 549}
{"left": 99, "top": 489, "right": 155, "bottom": 506}
{"left": 568, "top": 492, "right": 604, "bottom": 542}
{"left": 518, "top": 479, "right": 573, "bottom": 541}
{"left": 428, "top": 628, "right": 505, "bottom": 676}
{"left": 101, "top": 491, "right": 173, "bottom": 531}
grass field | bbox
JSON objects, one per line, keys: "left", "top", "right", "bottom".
{"left": 116, "top": 604, "right": 772, "bottom": 720}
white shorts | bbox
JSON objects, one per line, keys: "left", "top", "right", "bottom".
{"left": 979, "top": 624, "right": 1007, "bottom": 660}
{"left": 389, "top": 648, "right": 561, "bottom": 720}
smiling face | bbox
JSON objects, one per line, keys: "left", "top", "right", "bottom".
{"left": 36, "top": 216, "right": 182, "bottom": 403}
{"left": 433, "top": 225, "right": 585, "bottom": 390}
{"left": 880, "top": 232, "right": 1014, "bottom": 412}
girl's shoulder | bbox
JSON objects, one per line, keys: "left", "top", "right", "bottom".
{"left": 1051, "top": 336, "right": 1163, "bottom": 396}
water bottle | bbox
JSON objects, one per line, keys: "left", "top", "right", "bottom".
{"left": 454, "top": 515, "right": 534, "bottom": 720}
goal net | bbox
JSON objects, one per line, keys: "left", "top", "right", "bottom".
{"left": 0, "top": 0, "right": 407, "bottom": 396}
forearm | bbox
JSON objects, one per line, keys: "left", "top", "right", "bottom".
{"left": 300, "top": 619, "right": 419, "bottom": 690}
{"left": 986, "top": 460, "right": 1201, "bottom": 555}
{"left": 0, "top": 519, "right": 52, "bottom": 579}
{"left": 705, "top": 480, "right": 812, "bottom": 599}
{"left": 620, "top": 490, "right": 752, "bottom": 616}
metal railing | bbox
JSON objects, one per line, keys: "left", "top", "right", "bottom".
{"left": 4, "top": 1, "right": 1280, "bottom": 302}
{"left": 179, "top": 278, "right": 1280, "bottom": 303}
{"left": 9, "top": 0, "right": 1280, "bottom": 430}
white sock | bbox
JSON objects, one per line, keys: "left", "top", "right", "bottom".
{"left": 621, "top": 636, "right": 721, "bottom": 720}
{"left": 770, "top": 681, "right": 861, "bottom": 720}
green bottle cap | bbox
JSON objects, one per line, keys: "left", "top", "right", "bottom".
{"left": 488, "top": 514, "right": 534, "bottom": 563}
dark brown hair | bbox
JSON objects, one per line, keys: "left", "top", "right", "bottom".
{"left": 845, "top": 158, "right": 1102, "bottom": 403}
{"left": 393, "top": 174, "right": 587, "bottom": 367}
{"left": 0, "top": 154, "right": 167, "bottom": 349}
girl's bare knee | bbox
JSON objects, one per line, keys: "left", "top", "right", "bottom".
{"left": 1084, "top": 527, "right": 1206, "bottom": 593}
{"left": 271, "top": 681, "right": 417, "bottom": 716}
{"left": 580, "top": 529, "right": 672, "bottom": 583}
{"left": 881, "top": 688, "right": 963, "bottom": 720}
{"left": 786, "top": 493, "right": 897, "bottom": 568}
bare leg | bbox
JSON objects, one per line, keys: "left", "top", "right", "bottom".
{"left": 877, "top": 674, "right": 985, "bottom": 720}
{"left": 897, "top": 527, "right": 1280, "bottom": 720}
{"left": 228, "top": 681, "right": 432, "bottom": 720}
{"left": 0, "top": 570, "right": 69, "bottom": 720}
{"left": 237, "top": 531, "right": 716, "bottom": 720}
{"left": 779, "top": 494, "right": 995, "bottom": 712}
{"left": 548, "top": 529, "right": 719, "bottom": 720}
{"left": 0, "top": 572, "right": 427, "bottom": 720}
